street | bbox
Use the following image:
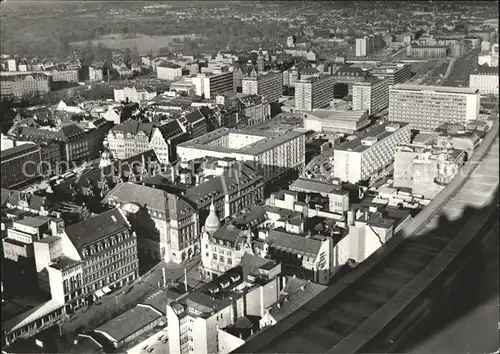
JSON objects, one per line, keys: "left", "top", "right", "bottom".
{"left": 61, "top": 257, "right": 203, "bottom": 337}
{"left": 441, "top": 48, "right": 479, "bottom": 87}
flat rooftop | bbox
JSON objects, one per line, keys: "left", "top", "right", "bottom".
{"left": 306, "top": 109, "right": 368, "bottom": 121}
{"left": 391, "top": 84, "right": 479, "bottom": 95}
{"left": 335, "top": 122, "right": 409, "bottom": 153}
{"left": 177, "top": 128, "right": 305, "bottom": 156}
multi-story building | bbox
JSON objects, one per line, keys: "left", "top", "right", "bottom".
{"left": 355, "top": 34, "right": 385, "bottom": 57}
{"left": 371, "top": 62, "right": 412, "bottom": 86}
{"left": 406, "top": 45, "right": 449, "bottom": 58}
{"left": 178, "top": 110, "right": 207, "bottom": 140}
{"left": 302, "top": 109, "right": 370, "bottom": 134}
{"left": 167, "top": 259, "right": 281, "bottom": 354}
{"left": 63, "top": 208, "right": 139, "bottom": 301}
{"left": 0, "top": 143, "right": 41, "bottom": 188}
{"left": 51, "top": 69, "right": 79, "bottom": 83}
{"left": 388, "top": 84, "right": 481, "bottom": 131}
{"left": 107, "top": 119, "right": 188, "bottom": 163}
{"left": 113, "top": 86, "right": 157, "bottom": 104}
{"left": 333, "top": 66, "right": 370, "bottom": 96}
{"left": 7, "top": 59, "right": 17, "bottom": 72}
{"left": 192, "top": 72, "right": 234, "bottom": 99}
{"left": 183, "top": 159, "right": 264, "bottom": 230}
{"left": 393, "top": 143, "right": 466, "bottom": 198}
{"left": 89, "top": 66, "right": 103, "bottom": 82}
{"left": 0, "top": 73, "right": 50, "bottom": 98}
{"left": 352, "top": 77, "right": 389, "bottom": 115}
{"left": 333, "top": 122, "right": 411, "bottom": 184}
{"left": 242, "top": 72, "right": 282, "bottom": 103}
{"left": 177, "top": 128, "right": 306, "bottom": 186}
{"left": 469, "top": 65, "right": 499, "bottom": 95}
{"left": 295, "top": 75, "right": 335, "bottom": 112}
{"left": 238, "top": 94, "right": 271, "bottom": 126}
{"left": 157, "top": 62, "right": 183, "bottom": 81}
{"left": 103, "top": 183, "right": 199, "bottom": 264}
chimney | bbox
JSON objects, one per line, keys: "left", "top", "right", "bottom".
{"left": 260, "top": 286, "right": 265, "bottom": 318}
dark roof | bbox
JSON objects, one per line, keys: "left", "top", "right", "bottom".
{"left": 158, "top": 62, "right": 182, "bottom": 69}
{"left": 473, "top": 65, "right": 499, "bottom": 75}
{"left": 158, "top": 119, "right": 185, "bottom": 140}
{"left": 95, "top": 304, "right": 162, "bottom": 343}
{"left": 65, "top": 208, "right": 129, "bottom": 249}
{"left": 0, "top": 143, "right": 39, "bottom": 158}
{"left": 267, "top": 229, "right": 323, "bottom": 256}
{"left": 184, "top": 109, "right": 205, "bottom": 124}
{"left": 110, "top": 119, "right": 154, "bottom": 138}
{"left": 60, "top": 124, "right": 85, "bottom": 141}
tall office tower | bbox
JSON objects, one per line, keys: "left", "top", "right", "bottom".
{"left": 295, "top": 75, "right": 335, "bottom": 112}
{"left": 352, "top": 77, "right": 389, "bottom": 115}
{"left": 192, "top": 71, "right": 234, "bottom": 99}
{"left": 355, "top": 38, "right": 367, "bottom": 57}
{"left": 242, "top": 71, "right": 283, "bottom": 103}
{"left": 388, "top": 84, "right": 480, "bottom": 131}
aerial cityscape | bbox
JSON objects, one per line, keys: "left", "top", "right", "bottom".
{"left": 0, "top": 1, "right": 498, "bottom": 354}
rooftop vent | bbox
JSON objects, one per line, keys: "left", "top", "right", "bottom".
{"left": 385, "top": 123, "right": 401, "bottom": 132}
{"left": 361, "top": 137, "right": 379, "bottom": 146}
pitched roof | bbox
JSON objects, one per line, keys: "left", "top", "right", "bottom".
{"left": 110, "top": 119, "right": 154, "bottom": 138}
{"left": 65, "top": 208, "right": 130, "bottom": 249}
{"left": 158, "top": 119, "right": 185, "bottom": 140}
{"left": 184, "top": 109, "right": 205, "bottom": 124}
{"left": 240, "top": 253, "right": 276, "bottom": 279}
{"left": 267, "top": 229, "right": 323, "bottom": 256}
{"left": 102, "top": 182, "right": 169, "bottom": 214}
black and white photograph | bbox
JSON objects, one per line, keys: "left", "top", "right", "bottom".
{"left": 0, "top": 1, "right": 498, "bottom": 353}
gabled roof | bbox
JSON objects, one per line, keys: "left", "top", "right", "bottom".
{"left": 158, "top": 119, "right": 186, "bottom": 140}
{"left": 65, "top": 208, "right": 130, "bottom": 250}
{"left": 184, "top": 109, "right": 205, "bottom": 124}
{"left": 267, "top": 229, "right": 323, "bottom": 256}
{"left": 110, "top": 119, "right": 154, "bottom": 138}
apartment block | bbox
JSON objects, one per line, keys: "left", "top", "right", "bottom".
{"left": 177, "top": 128, "right": 306, "bottom": 185}
{"left": 157, "top": 62, "right": 183, "bottom": 81}
{"left": 355, "top": 34, "right": 384, "bottom": 57}
{"left": 242, "top": 71, "right": 282, "bottom": 103}
{"left": 0, "top": 74, "right": 50, "bottom": 98}
{"left": 295, "top": 75, "right": 335, "bottom": 112}
{"left": 334, "top": 122, "right": 411, "bottom": 184}
{"left": 371, "top": 63, "right": 412, "bottom": 86}
{"left": 352, "top": 77, "right": 389, "bottom": 115}
{"left": 406, "top": 45, "right": 448, "bottom": 58}
{"left": 388, "top": 84, "right": 481, "bottom": 131}
{"left": 1, "top": 143, "right": 41, "bottom": 189}
{"left": 192, "top": 72, "right": 234, "bottom": 99}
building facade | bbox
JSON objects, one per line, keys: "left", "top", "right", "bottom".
{"left": 302, "top": 109, "right": 370, "bottom": 134}
{"left": 352, "top": 77, "right": 389, "bottom": 115}
{"left": 388, "top": 84, "right": 481, "bottom": 131}
{"left": 51, "top": 70, "right": 79, "bottom": 83}
{"left": 0, "top": 143, "right": 41, "bottom": 189}
{"left": 372, "top": 63, "right": 412, "bottom": 86}
{"left": 242, "top": 72, "right": 283, "bottom": 103}
{"left": 334, "top": 122, "right": 411, "bottom": 184}
{"left": 193, "top": 72, "right": 234, "bottom": 99}
{"left": 0, "top": 74, "right": 50, "bottom": 97}
{"left": 406, "top": 45, "right": 448, "bottom": 58}
{"left": 177, "top": 128, "right": 306, "bottom": 186}
{"left": 469, "top": 66, "right": 499, "bottom": 95}
{"left": 295, "top": 75, "right": 335, "bottom": 112}
{"left": 157, "top": 63, "right": 183, "bottom": 81}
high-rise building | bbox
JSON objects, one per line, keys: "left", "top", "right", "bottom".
{"left": 388, "top": 84, "right": 481, "bottom": 131}
{"left": 192, "top": 72, "right": 234, "bottom": 99}
{"left": 355, "top": 34, "right": 384, "bottom": 57}
{"left": 352, "top": 77, "right": 389, "bottom": 115}
{"left": 242, "top": 71, "right": 282, "bottom": 103}
{"left": 333, "top": 122, "right": 411, "bottom": 184}
{"left": 295, "top": 75, "right": 335, "bottom": 112}
{"left": 469, "top": 65, "right": 499, "bottom": 95}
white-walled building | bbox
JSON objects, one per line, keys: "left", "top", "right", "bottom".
{"left": 156, "top": 62, "right": 183, "bottom": 81}
{"left": 177, "top": 128, "right": 306, "bottom": 185}
{"left": 334, "top": 122, "right": 411, "bottom": 184}
{"left": 192, "top": 72, "right": 234, "bottom": 99}
{"left": 113, "top": 86, "right": 157, "bottom": 104}
{"left": 469, "top": 65, "right": 499, "bottom": 95}
{"left": 302, "top": 109, "right": 370, "bottom": 134}
{"left": 388, "top": 84, "right": 481, "bottom": 131}
{"left": 352, "top": 77, "right": 389, "bottom": 115}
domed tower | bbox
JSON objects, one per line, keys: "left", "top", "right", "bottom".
{"left": 203, "top": 202, "right": 221, "bottom": 236}
{"left": 99, "top": 138, "right": 114, "bottom": 169}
